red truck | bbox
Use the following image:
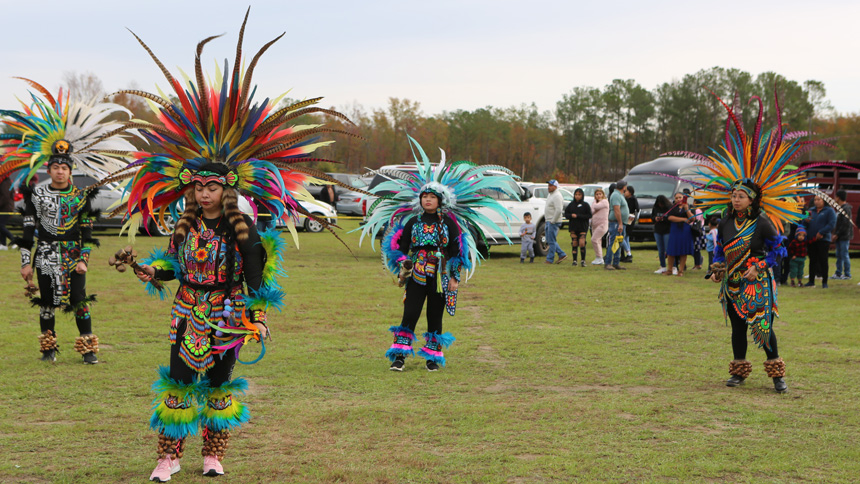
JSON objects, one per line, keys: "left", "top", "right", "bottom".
{"left": 798, "top": 160, "right": 860, "bottom": 250}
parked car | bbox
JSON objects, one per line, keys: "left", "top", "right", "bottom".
{"left": 237, "top": 197, "right": 337, "bottom": 233}
{"left": 362, "top": 164, "right": 549, "bottom": 256}
{"left": 335, "top": 176, "right": 369, "bottom": 216}
{"left": 520, "top": 182, "right": 574, "bottom": 204}
{"left": 622, "top": 157, "right": 704, "bottom": 241}
{"left": 578, "top": 182, "right": 612, "bottom": 208}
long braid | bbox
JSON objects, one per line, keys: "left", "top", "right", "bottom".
{"left": 173, "top": 190, "right": 199, "bottom": 244}
{"left": 222, "top": 188, "right": 249, "bottom": 242}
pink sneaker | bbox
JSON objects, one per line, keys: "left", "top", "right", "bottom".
{"left": 203, "top": 455, "right": 224, "bottom": 477}
{"left": 149, "top": 456, "right": 181, "bottom": 482}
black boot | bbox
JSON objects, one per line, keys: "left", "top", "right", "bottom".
{"left": 40, "top": 349, "right": 57, "bottom": 362}
{"left": 726, "top": 375, "right": 745, "bottom": 387}
{"left": 773, "top": 377, "right": 787, "bottom": 393}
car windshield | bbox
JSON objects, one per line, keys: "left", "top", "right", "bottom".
{"left": 580, "top": 185, "right": 600, "bottom": 197}
{"left": 622, "top": 175, "right": 677, "bottom": 199}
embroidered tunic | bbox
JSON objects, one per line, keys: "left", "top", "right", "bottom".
{"left": 154, "top": 215, "right": 264, "bottom": 373}
{"left": 20, "top": 184, "right": 96, "bottom": 307}
{"left": 713, "top": 212, "right": 785, "bottom": 349}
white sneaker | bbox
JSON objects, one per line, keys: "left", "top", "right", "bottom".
{"left": 0, "top": 245, "right": 8, "bottom": 251}
{"left": 672, "top": 267, "right": 679, "bottom": 275}
{"left": 591, "top": 258, "right": 604, "bottom": 265}
{"left": 654, "top": 268, "right": 667, "bottom": 274}
{"left": 9, "top": 244, "right": 17, "bottom": 249}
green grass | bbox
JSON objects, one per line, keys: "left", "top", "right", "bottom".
{"left": 1, "top": 222, "right": 858, "bottom": 483}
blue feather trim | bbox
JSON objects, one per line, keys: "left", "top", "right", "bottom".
{"left": 141, "top": 248, "right": 180, "bottom": 298}
{"left": 149, "top": 366, "right": 201, "bottom": 439}
{"left": 244, "top": 285, "right": 285, "bottom": 312}
{"left": 424, "top": 331, "right": 456, "bottom": 348}
{"left": 385, "top": 325, "right": 416, "bottom": 361}
{"left": 197, "top": 377, "right": 251, "bottom": 432}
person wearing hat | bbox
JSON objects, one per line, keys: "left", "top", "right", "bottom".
{"left": 544, "top": 179, "right": 567, "bottom": 264}
{"left": 787, "top": 226, "right": 809, "bottom": 287}
{"left": 18, "top": 141, "right": 101, "bottom": 364}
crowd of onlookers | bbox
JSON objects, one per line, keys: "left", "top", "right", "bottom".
{"left": 522, "top": 180, "right": 857, "bottom": 288}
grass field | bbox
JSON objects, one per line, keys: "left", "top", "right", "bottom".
{"left": 1, "top": 221, "right": 858, "bottom": 484}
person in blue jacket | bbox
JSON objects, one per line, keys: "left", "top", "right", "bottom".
{"left": 804, "top": 195, "right": 836, "bottom": 288}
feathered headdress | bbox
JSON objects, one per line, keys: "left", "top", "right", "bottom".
{"left": 0, "top": 78, "right": 135, "bottom": 187}
{"left": 103, "top": 8, "right": 362, "bottom": 242}
{"left": 359, "top": 135, "right": 519, "bottom": 281}
{"left": 666, "top": 88, "right": 852, "bottom": 232}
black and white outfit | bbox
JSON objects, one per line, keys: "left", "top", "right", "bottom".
{"left": 19, "top": 182, "right": 100, "bottom": 362}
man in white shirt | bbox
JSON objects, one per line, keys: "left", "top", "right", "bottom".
{"left": 544, "top": 180, "right": 567, "bottom": 264}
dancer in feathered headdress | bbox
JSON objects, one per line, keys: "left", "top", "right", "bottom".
{"left": 667, "top": 89, "right": 841, "bottom": 394}
{"left": 0, "top": 78, "right": 135, "bottom": 365}
{"left": 113, "top": 10, "right": 361, "bottom": 480}
{"left": 359, "top": 135, "right": 518, "bottom": 371}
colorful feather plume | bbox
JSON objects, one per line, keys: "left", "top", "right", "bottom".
{"left": 667, "top": 88, "right": 837, "bottom": 232}
{"left": 0, "top": 78, "right": 136, "bottom": 187}
{"left": 111, "top": 8, "right": 362, "bottom": 243}
{"left": 358, "top": 135, "right": 518, "bottom": 281}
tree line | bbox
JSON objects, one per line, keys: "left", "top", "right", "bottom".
{"left": 26, "top": 68, "right": 857, "bottom": 183}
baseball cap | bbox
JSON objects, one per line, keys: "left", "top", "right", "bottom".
{"left": 547, "top": 179, "right": 559, "bottom": 187}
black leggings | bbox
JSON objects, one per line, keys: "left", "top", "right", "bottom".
{"left": 729, "top": 305, "right": 778, "bottom": 360}
{"left": 37, "top": 269, "right": 92, "bottom": 335}
{"left": 808, "top": 239, "right": 830, "bottom": 282}
{"left": 168, "top": 321, "right": 236, "bottom": 387}
{"left": 400, "top": 277, "right": 444, "bottom": 334}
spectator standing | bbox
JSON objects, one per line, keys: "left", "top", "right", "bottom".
{"left": 604, "top": 180, "right": 629, "bottom": 270}
{"left": 832, "top": 189, "right": 853, "bottom": 280}
{"left": 319, "top": 184, "right": 338, "bottom": 208}
{"left": 705, "top": 216, "right": 720, "bottom": 267}
{"left": 652, "top": 194, "right": 672, "bottom": 274}
{"left": 590, "top": 188, "right": 609, "bottom": 265}
{"left": 665, "top": 192, "right": 694, "bottom": 276}
{"left": 804, "top": 195, "right": 836, "bottom": 288}
{"left": 0, "top": 176, "right": 15, "bottom": 249}
{"left": 544, "top": 180, "right": 567, "bottom": 264}
{"left": 564, "top": 188, "right": 592, "bottom": 267}
{"left": 620, "top": 186, "right": 638, "bottom": 263}
{"left": 691, "top": 206, "right": 707, "bottom": 270}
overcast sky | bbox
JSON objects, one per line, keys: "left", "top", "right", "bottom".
{"left": 2, "top": 0, "right": 857, "bottom": 117}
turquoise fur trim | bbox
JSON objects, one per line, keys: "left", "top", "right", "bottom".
{"left": 385, "top": 325, "right": 416, "bottom": 361}
{"left": 424, "top": 331, "right": 456, "bottom": 347}
{"left": 245, "top": 285, "right": 285, "bottom": 312}
{"left": 417, "top": 331, "right": 455, "bottom": 366}
{"left": 198, "top": 377, "right": 251, "bottom": 432}
{"left": 258, "top": 228, "right": 288, "bottom": 289}
{"left": 141, "top": 248, "right": 180, "bottom": 299}
{"left": 150, "top": 366, "right": 201, "bottom": 440}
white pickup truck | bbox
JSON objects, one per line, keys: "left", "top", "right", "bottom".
{"left": 362, "top": 164, "right": 549, "bottom": 256}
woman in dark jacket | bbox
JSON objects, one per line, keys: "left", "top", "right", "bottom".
{"left": 564, "top": 188, "right": 592, "bottom": 267}
{"left": 652, "top": 194, "right": 672, "bottom": 274}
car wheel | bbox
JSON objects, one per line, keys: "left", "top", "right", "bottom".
{"left": 534, "top": 221, "right": 548, "bottom": 257}
{"left": 144, "top": 213, "right": 176, "bottom": 236}
{"left": 304, "top": 216, "right": 325, "bottom": 233}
